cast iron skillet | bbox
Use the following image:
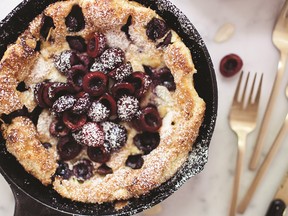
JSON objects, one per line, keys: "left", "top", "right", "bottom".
{"left": 0, "top": 0, "right": 218, "bottom": 215}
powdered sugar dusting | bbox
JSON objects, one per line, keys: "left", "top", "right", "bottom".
{"left": 76, "top": 122, "right": 105, "bottom": 147}
{"left": 27, "top": 56, "right": 53, "bottom": 84}
{"left": 143, "top": 74, "right": 152, "bottom": 90}
{"left": 88, "top": 101, "right": 110, "bottom": 122}
{"left": 117, "top": 95, "right": 139, "bottom": 121}
{"left": 105, "top": 29, "right": 131, "bottom": 51}
{"left": 72, "top": 129, "right": 83, "bottom": 145}
{"left": 90, "top": 58, "right": 107, "bottom": 73}
{"left": 54, "top": 50, "right": 72, "bottom": 73}
{"left": 52, "top": 95, "right": 76, "bottom": 113}
{"left": 155, "top": 85, "right": 173, "bottom": 105}
{"left": 72, "top": 93, "right": 91, "bottom": 114}
{"left": 47, "top": 82, "right": 68, "bottom": 99}
{"left": 101, "top": 121, "right": 127, "bottom": 151}
{"left": 155, "top": 0, "right": 205, "bottom": 47}
{"left": 113, "top": 62, "right": 133, "bottom": 81}
{"left": 100, "top": 48, "right": 124, "bottom": 71}
{"left": 96, "top": 32, "right": 107, "bottom": 54}
{"left": 0, "top": 74, "right": 22, "bottom": 113}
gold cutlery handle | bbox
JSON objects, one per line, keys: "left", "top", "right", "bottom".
{"left": 249, "top": 51, "right": 287, "bottom": 170}
{"left": 238, "top": 113, "right": 288, "bottom": 213}
{"left": 229, "top": 131, "right": 247, "bottom": 216}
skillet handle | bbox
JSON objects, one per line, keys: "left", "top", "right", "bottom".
{"left": 10, "top": 183, "right": 70, "bottom": 216}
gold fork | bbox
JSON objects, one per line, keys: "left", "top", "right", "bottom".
{"left": 238, "top": 84, "right": 288, "bottom": 213}
{"left": 249, "top": 0, "right": 288, "bottom": 170}
{"left": 228, "top": 72, "right": 263, "bottom": 216}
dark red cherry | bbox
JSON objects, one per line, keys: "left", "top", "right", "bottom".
{"left": 73, "top": 159, "right": 93, "bottom": 180}
{"left": 87, "top": 146, "right": 111, "bottom": 163}
{"left": 131, "top": 117, "right": 142, "bottom": 132}
{"left": 16, "top": 81, "right": 28, "bottom": 92}
{"left": 48, "top": 82, "right": 76, "bottom": 102}
{"left": 137, "top": 106, "right": 162, "bottom": 132}
{"left": 146, "top": 17, "right": 169, "bottom": 41}
{"left": 40, "top": 16, "right": 55, "bottom": 40}
{"left": 66, "top": 36, "right": 86, "bottom": 53}
{"left": 133, "top": 132, "right": 160, "bottom": 154}
{"left": 42, "top": 142, "right": 52, "bottom": 149}
{"left": 67, "top": 65, "right": 87, "bottom": 91}
{"left": 143, "top": 65, "right": 156, "bottom": 77}
{"left": 35, "top": 41, "right": 41, "bottom": 52}
{"left": 125, "top": 154, "right": 144, "bottom": 169}
{"left": 126, "top": 72, "right": 151, "bottom": 98}
{"left": 65, "top": 5, "right": 85, "bottom": 32}
{"left": 154, "top": 67, "right": 176, "bottom": 91}
{"left": 108, "top": 62, "right": 133, "bottom": 82}
{"left": 98, "top": 93, "right": 117, "bottom": 116}
{"left": 34, "top": 82, "right": 49, "bottom": 108}
{"left": 52, "top": 95, "right": 76, "bottom": 113}
{"left": 69, "top": 52, "right": 80, "bottom": 66}
{"left": 72, "top": 92, "right": 92, "bottom": 114}
{"left": 62, "top": 111, "right": 87, "bottom": 131}
{"left": 54, "top": 50, "right": 80, "bottom": 75}
{"left": 73, "top": 122, "right": 104, "bottom": 147}
{"left": 111, "top": 82, "right": 135, "bottom": 99}
{"left": 78, "top": 53, "right": 93, "bottom": 69}
{"left": 101, "top": 121, "right": 127, "bottom": 151}
{"left": 97, "top": 164, "right": 113, "bottom": 175}
{"left": 100, "top": 48, "right": 125, "bottom": 71}
{"left": 82, "top": 72, "right": 108, "bottom": 96}
{"left": 220, "top": 53, "right": 243, "bottom": 77}
{"left": 90, "top": 58, "right": 107, "bottom": 73}
{"left": 72, "top": 129, "right": 83, "bottom": 145}
{"left": 156, "top": 31, "right": 172, "bottom": 48}
{"left": 42, "top": 82, "right": 55, "bottom": 107}
{"left": 87, "top": 101, "right": 110, "bottom": 122}
{"left": 81, "top": 122, "right": 105, "bottom": 147}
{"left": 121, "top": 15, "right": 132, "bottom": 40}
{"left": 75, "top": 91, "right": 86, "bottom": 98}
{"left": 57, "top": 136, "right": 82, "bottom": 161}
{"left": 87, "top": 32, "right": 107, "bottom": 58}
{"left": 55, "top": 161, "right": 72, "bottom": 179}
{"left": 117, "top": 95, "right": 140, "bottom": 121}
{"left": 49, "top": 119, "right": 70, "bottom": 137}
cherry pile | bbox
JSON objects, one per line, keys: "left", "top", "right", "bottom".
{"left": 35, "top": 10, "right": 176, "bottom": 180}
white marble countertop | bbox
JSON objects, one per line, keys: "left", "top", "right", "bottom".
{"left": 1, "top": 0, "right": 288, "bottom": 215}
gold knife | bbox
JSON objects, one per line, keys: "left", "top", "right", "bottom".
{"left": 265, "top": 172, "right": 288, "bottom": 216}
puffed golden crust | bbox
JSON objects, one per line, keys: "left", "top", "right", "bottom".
{"left": 3, "top": 117, "right": 58, "bottom": 185}
{"left": 0, "top": 0, "right": 205, "bottom": 203}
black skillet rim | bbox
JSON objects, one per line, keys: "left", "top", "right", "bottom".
{"left": 0, "top": 0, "right": 218, "bottom": 215}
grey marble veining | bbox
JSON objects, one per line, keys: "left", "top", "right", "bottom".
{"left": 1, "top": 0, "right": 288, "bottom": 215}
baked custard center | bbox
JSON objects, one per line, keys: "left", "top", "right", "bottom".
{"left": 33, "top": 23, "right": 175, "bottom": 180}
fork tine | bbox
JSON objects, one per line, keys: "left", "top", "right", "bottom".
{"left": 233, "top": 71, "right": 244, "bottom": 104}
{"left": 248, "top": 73, "right": 257, "bottom": 104}
{"left": 254, "top": 73, "right": 263, "bottom": 104}
{"left": 240, "top": 72, "right": 250, "bottom": 106}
